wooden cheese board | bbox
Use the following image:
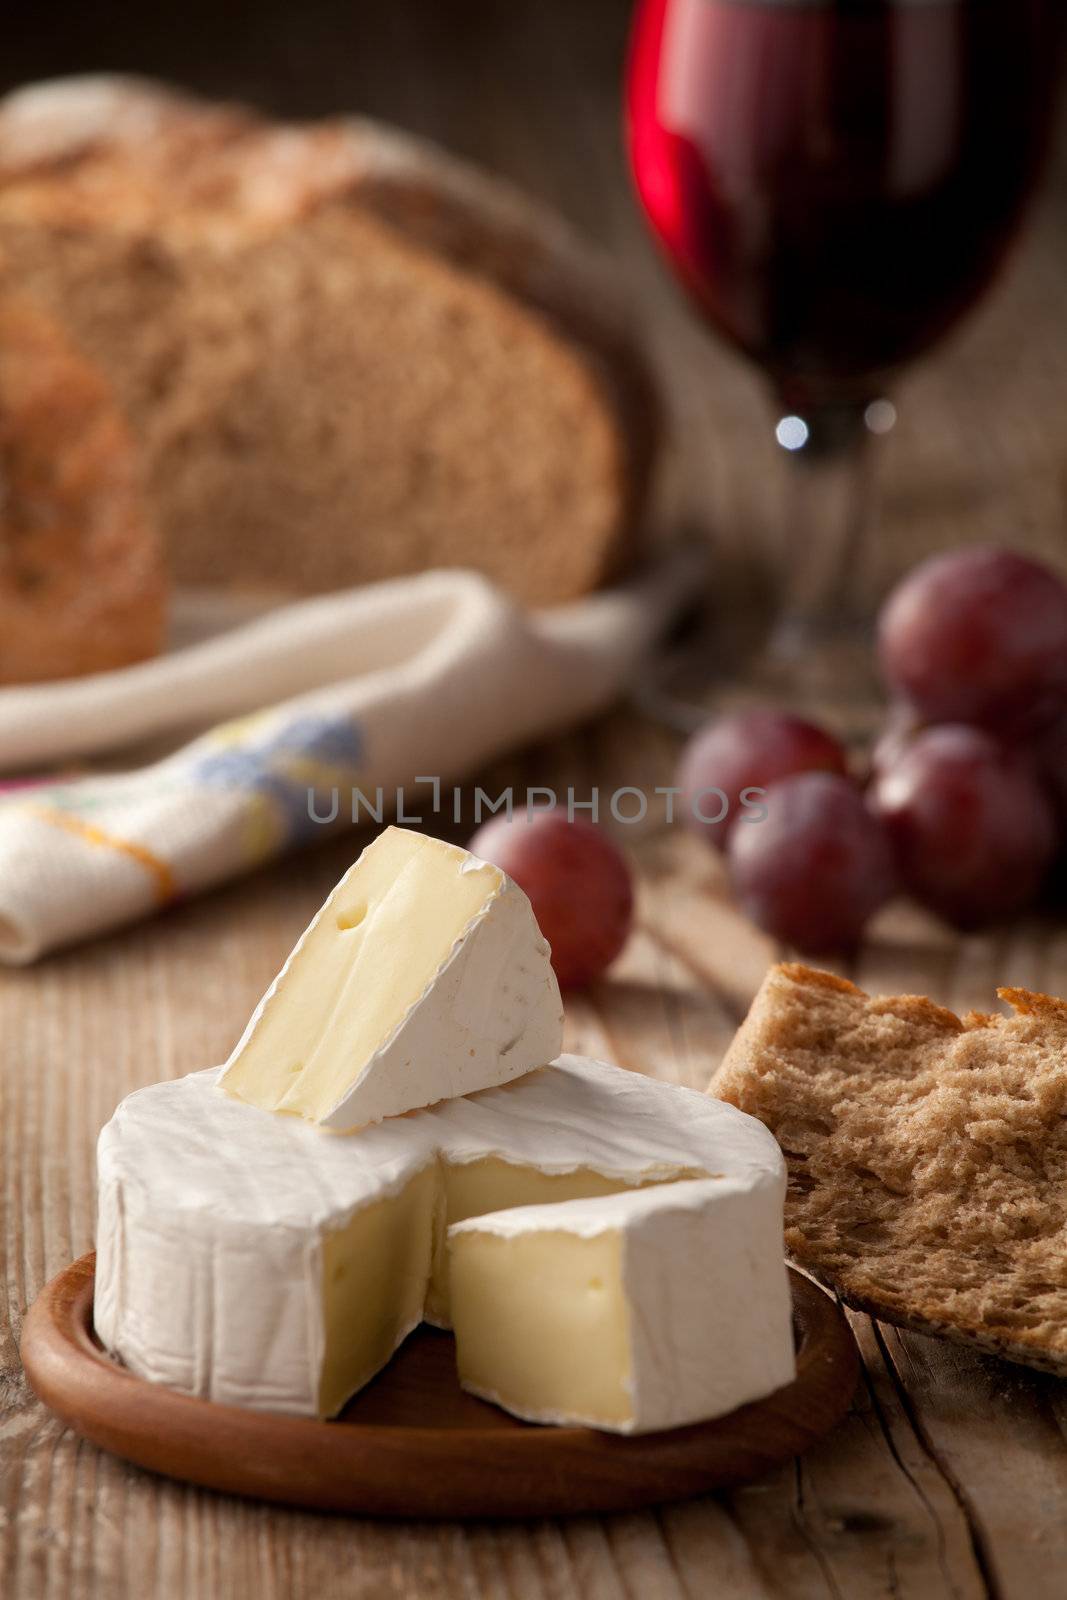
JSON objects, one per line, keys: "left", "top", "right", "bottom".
{"left": 21, "top": 1253, "right": 858, "bottom": 1518}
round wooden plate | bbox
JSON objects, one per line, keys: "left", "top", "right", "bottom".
{"left": 21, "top": 1254, "right": 857, "bottom": 1518}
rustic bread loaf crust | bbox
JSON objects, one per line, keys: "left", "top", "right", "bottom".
{"left": 0, "top": 76, "right": 660, "bottom": 605}
{"left": 712, "top": 962, "right": 1067, "bottom": 1375}
{"left": 0, "top": 287, "right": 165, "bottom": 683}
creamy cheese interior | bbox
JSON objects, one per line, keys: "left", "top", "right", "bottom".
{"left": 221, "top": 830, "right": 503, "bottom": 1121}
{"left": 426, "top": 1157, "right": 677, "bottom": 1324}
{"left": 449, "top": 1230, "right": 632, "bottom": 1426}
{"left": 319, "top": 1162, "right": 438, "bottom": 1417}
{"left": 319, "top": 1156, "right": 699, "bottom": 1416}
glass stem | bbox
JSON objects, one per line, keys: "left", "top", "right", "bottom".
{"left": 768, "top": 400, "right": 883, "bottom": 663}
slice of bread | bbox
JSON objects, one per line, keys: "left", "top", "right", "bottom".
{"left": 0, "top": 287, "right": 165, "bottom": 683}
{"left": 712, "top": 962, "right": 1067, "bottom": 1374}
{"left": 0, "top": 76, "right": 660, "bottom": 606}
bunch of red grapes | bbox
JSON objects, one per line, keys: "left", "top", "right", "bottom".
{"left": 680, "top": 548, "right": 1067, "bottom": 954}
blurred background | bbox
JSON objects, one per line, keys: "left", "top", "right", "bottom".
{"left": 8, "top": 0, "right": 1066, "bottom": 619}
{"left": 1, "top": 0, "right": 1066, "bottom": 958}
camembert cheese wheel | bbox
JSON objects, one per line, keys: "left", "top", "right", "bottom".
{"left": 95, "top": 1055, "right": 796, "bottom": 1430}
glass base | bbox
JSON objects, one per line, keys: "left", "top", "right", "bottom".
{"left": 633, "top": 613, "right": 884, "bottom": 749}
{"left": 744, "top": 619, "right": 883, "bottom": 741}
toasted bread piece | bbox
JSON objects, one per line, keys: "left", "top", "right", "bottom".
{"left": 712, "top": 962, "right": 1067, "bottom": 1374}
{"left": 0, "top": 76, "right": 660, "bottom": 606}
{"left": 0, "top": 288, "right": 165, "bottom": 683}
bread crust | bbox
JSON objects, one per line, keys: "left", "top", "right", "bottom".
{"left": 0, "top": 77, "right": 661, "bottom": 603}
{"left": 713, "top": 963, "right": 1067, "bottom": 1376}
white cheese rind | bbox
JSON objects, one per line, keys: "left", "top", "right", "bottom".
{"left": 219, "top": 827, "right": 564, "bottom": 1128}
{"left": 448, "top": 1180, "right": 796, "bottom": 1432}
{"left": 95, "top": 1056, "right": 791, "bottom": 1420}
{"left": 94, "top": 1077, "right": 437, "bottom": 1413}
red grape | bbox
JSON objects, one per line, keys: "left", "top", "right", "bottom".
{"left": 470, "top": 813, "right": 633, "bottom": 990}
{"left": 878, "top": 547, "right": 1067, "bottom": 735}
{"left": 678, "top": 710, "right": 848, "bottom": 852}
{"left": 726, "top": 772, "right": 896, "bottom": 954}
{"left": 869, "top": 724, "right": 1057, "bottom": 928}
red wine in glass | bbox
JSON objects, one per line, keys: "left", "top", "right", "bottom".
{"left": 626, "top": 0, "right": 1062, "bottom": 708}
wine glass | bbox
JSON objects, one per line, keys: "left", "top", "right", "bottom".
{"left": 626, "top": 0, "right": 1062, "bottom": 722}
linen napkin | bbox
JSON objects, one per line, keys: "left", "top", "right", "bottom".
{"left": 0, "top": 554, "right": 698, "bottom": 963}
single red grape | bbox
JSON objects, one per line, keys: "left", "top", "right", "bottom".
{"left": 678, "top": 710, "right": 848, "bottom": 852}
{"left": 727, "top": 772, "right": 896, "bottom": 954}
{"left": 878, "top": 547, "right": 1067, "bottom": 735}
{"left": 869, "top": 724, "right": 1057, "bottom": 928}
{"left": 470, "top": 812, "right": 633, "bottom": 990}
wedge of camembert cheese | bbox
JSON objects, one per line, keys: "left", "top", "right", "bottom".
{"left": 219, "top": 826, "right": 563, "bottom": 1128}
{"left": 448, "top": 1178, "right": 794, "bottom": 1432}
{"left": 95, "top": 1056, "right": 796, "bottom": 1429}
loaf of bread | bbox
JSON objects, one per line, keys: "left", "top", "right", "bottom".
{"left": 0, "top": 286, "right": 165, "bottom": 683}
{"left": 713, "top": 962, "right": 1067, "bottom": 1375}
{"left": 0, "top": 76, "right": 660, "bottom": 605}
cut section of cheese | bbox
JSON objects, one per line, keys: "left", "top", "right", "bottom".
{"left": 319, "top": 1164, "right": 438, "bottom": 1418}
{"left": 424, "top": 1158, "right": 670, "bottom": 1326}
{"left": 96, "top": 1055, "right": 792, "bottom": 1421}
{"left": 448, "top": 1179, "right": 796, "bottom": 1433}
{"left": 219, "top": 826, "right": 563, "bottom": 1128}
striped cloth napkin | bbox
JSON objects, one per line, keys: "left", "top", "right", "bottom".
{"left": 0, "top": 554, "right": 698, "bottom": 963}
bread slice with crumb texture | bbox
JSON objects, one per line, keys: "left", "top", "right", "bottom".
{"left": 0, "top": 76, "right": 660, "bottom": 606}
{"left": 712, "top": 962, "right": 1067, "bottom": 1374}
{"left": 0, "top": 287, "right": 165, "bottom": 682}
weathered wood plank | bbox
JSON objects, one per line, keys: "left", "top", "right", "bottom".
{"left": 2, "top": 0, "right": 1067, "bottom": 1586}
{"left": 2, "top": 735, "right": 1066, "bottom": 1600}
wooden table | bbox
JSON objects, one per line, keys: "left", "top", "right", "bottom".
{"left": 4, "top": 712, "right": 1067, "bottom": 1600}
{"left": 3, "top": 3, "right": 1067, "bottom": 1596}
